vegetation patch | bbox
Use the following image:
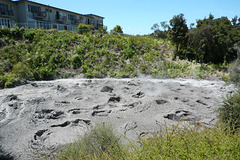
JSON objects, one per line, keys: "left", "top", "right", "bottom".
{"left": 218, "top": 89, "right": 240, "bottom": 130}
{"left": 0, "top": 26, "right": 232, "bottom": 88}
{"left": 55, "top": 123, "right": 240, "bottom": 160}
{"left": 57, "top": 123, "right": 126, "bottom": 160}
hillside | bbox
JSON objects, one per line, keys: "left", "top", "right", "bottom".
{"left": 0, "top": 27, "right": 232, "bottom": 88}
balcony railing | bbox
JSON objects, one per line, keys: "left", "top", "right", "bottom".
{"left": 32, "top": 11, "right": 47, "bottom": 19}
{"left": 56, "top": 15, "right": 67, "bottom": 23}
{"left": 0, "top": 9, "right": 14, "bottom": 17}
{"left": 71, "top": 19, "right": 81, "bottom": 24}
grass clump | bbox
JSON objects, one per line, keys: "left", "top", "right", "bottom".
{"left": 56, "top": 122, "right": 240, "bottom": 160}
{"left": 217, "top": 89, "right": 240, "bottom": 130}
{"left": 57, "top": 123, "right": 126, "bottom": 160}
{"left": 132, "top": 124, "right": 240, "bottom": 160}
{"left": 229, "top": 59, "right": 240, "bottom": 84}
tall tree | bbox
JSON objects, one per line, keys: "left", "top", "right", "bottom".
{"left": 169, "top": 13, "right": 188, "bottom": 60}
{"left": 188, "top": 15, "right": 240, "bottom": 63}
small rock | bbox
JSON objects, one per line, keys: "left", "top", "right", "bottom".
{"left": 100, "top": 86, "right": 113, "bottom": 93}
{"left": 132, "top": 91, "right": 145, "bottom": 98}
{"left": 156, "top": 99, "right": 167, "bottom": 105}
{"left": 196, "top": 100, "right": 207, "bottom": 106}
{"left": 108, "top": 96, "right": 121, "bottom": 103}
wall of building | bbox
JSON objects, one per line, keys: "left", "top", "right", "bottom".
{"left": 16, "top": 2, "right": 27, "bottom": 25}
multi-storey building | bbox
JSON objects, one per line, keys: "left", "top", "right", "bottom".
{"left": 0, "top": 0, "right": 104, "bottom": 32}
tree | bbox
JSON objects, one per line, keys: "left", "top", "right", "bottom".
{"left": 232, "top": 15, "right": 240, "bottom": 30}
{"left": 112, "top": 25, "right": 123, "bottom": 33}
{"left": 151, "top": 21, "right": 169, "bottom": 39}
{"left": 187, "top": 25, "right": 215, "bottom": 63}
{"left": 160, "top": 21, "right": 169, "bottom": 31}
{"left": 169, "top": 13, "right": 188, "bottom": 60}
{"left": 188, "top": 15, "right": 240, "bottom": 64}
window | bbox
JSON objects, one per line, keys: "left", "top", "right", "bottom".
{"left": 53, "top": 24, "right": 57, "bottom": 29}
{"left": 0, "top": 3, "right": 9, "bottom": 13}
{"left": 68, "top": 14, "right": 76, "bottom": 20}
{"left": 0, "top": 18, "right": 12, "bottom": 28}
{"left": 28, "top": 5, "right": 41, "bottom": 13}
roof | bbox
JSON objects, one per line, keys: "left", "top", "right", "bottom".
{"left": 13, "top": 0, "right": 104, "bottom": 19}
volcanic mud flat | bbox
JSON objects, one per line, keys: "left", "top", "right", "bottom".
{"left": 0, "top": 78, "right": 236, "bottom": 159}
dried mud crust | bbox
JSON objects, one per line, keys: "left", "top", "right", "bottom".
{"left": 0, "top": 78, "right": 236, "bottom": 160}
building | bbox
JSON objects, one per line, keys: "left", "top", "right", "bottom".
{"left": 0, "top": 0, "right": 104, "bottom": 32}
{"left": 0, "top": 0, "right": 17, "bottom": 28}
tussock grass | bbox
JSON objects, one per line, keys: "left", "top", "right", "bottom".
{"left": 218, "top": 89, "right": 240, "bottom": 130}
{"left": 57, "top": 123, "right": 127, "bottom": 160}
{"left": 56, "top": 123, "right": 240, "bottom": 160}
{"left": 132, "top": 124, "right": 240, "bottom": 160}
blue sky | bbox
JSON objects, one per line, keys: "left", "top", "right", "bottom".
{"left": 30, "top": 0, "right": 240, "bottom": 35}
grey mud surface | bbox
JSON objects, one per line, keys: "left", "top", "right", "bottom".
{"left": 0, "top": 78, "right": 236, "bottom": 159}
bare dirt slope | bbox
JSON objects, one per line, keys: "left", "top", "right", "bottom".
{"left": 0, "top": 78, "right": 236, "bottom": 159}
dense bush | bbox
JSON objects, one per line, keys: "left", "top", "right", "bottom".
{"left": 152, "top": 14, "right": 240, "bottom": 64}
{"left": 78, "top": 24, "right": 94, "bottom": 34}
{"left": 188, "top": 16, "right": 240, "bottom": 64}
{"left": 0, "top": 27, "right": 232, "bottom": 88}
{"left": 217, "top": 89, "right": 240, "bottom": 130}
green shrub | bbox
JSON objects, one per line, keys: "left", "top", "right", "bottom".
{"left": 111, "top": 25, "right": 123, "bottom": 34}
{"left": 57, "top": 123, "right": 125, "bottom": 160}
{"left": 71, "top": 54, "right": 82, "bottom": 69}
{"left": 12, "top": 62, "right": 33, "bottom": 80}
{"left": 78, "top": 24, "right": 94, "bottom": 34}
{"left": 0, "top": 73, "right": 19, "bottom": 88}
{"left": 217, "top": 89, "right": 240, "bottom": 130}
{"left": 10, "top": 26, "right": 25, "bottom": 40}
{"left": 23, "top": 28, "right": 36, "bottom": 41}
{"left": 0, "top": 26, "right": 10, "bottom": 37}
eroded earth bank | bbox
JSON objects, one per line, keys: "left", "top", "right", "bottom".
{"left": 0, "top": 78, "right": 236, "bottom": 159}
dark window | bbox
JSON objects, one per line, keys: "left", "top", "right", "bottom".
{"left": 68, "top": 14, "right": 76, "bottom": 20}
{"left": 0, "top": 3, "right": 8, "bottom": 13}
{"left": 28, "top": 5, "right": 41, "bottom": 13}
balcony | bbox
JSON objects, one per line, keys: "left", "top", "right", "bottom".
{"left": 0, "top": 9, "right": 14, "bottom": 18}
{"left": 56, "top": 15, "right": 67, "bottom": 23}
{"left": 71, "top": 19, "right": 81, "bottom": 25}
{"left": 32, "top": 11, "right": 47, "bottom": 19}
